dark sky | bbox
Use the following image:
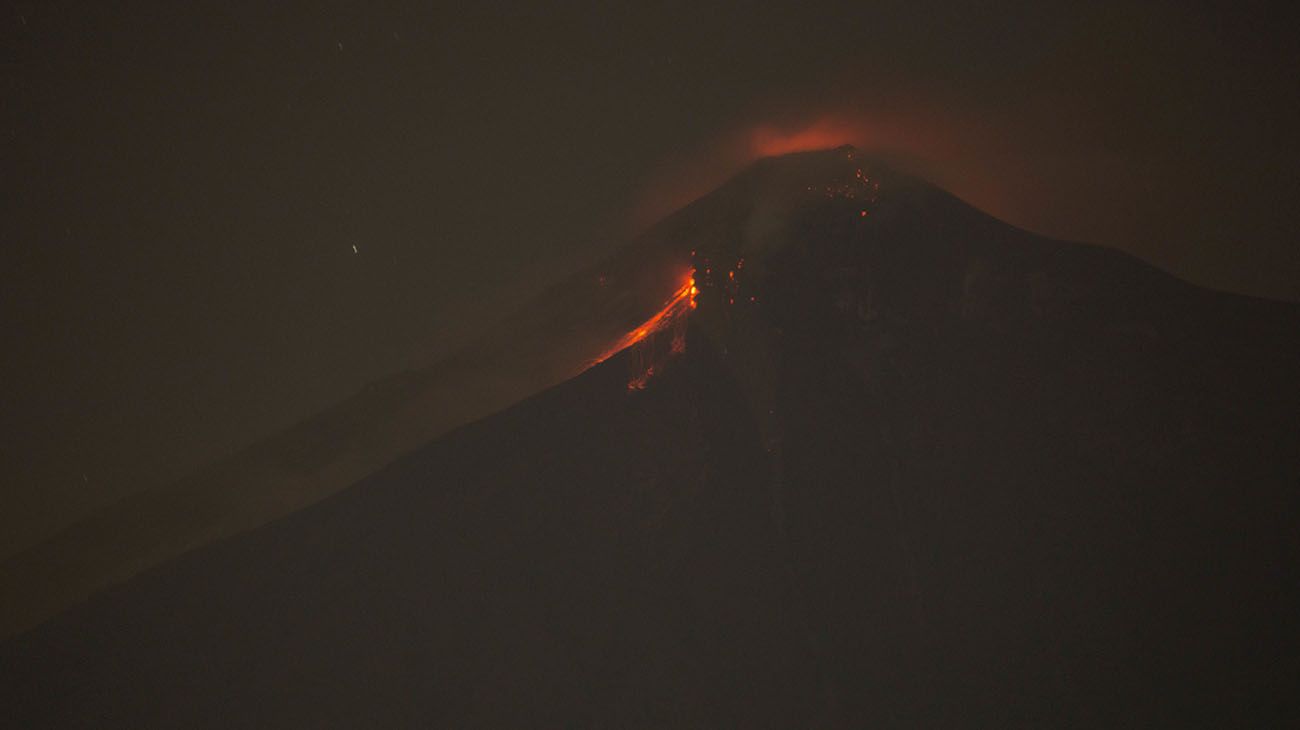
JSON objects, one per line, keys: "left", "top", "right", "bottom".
{"left": 3, "top": 0, "right": 1297, "bottom": 554}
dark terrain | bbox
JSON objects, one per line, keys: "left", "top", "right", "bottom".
{"left": 5, "top": 148, "right": 1298, "bottom": 727}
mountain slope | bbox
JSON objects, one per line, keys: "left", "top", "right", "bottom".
{"left": 0, "top": 160, "right": 695, "bottom": 639}
{"left": 4, "top": 147, "right": 1298, "bottom": 727}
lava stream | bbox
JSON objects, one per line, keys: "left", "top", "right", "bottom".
{"left": 593, "top": 272, "right": 697, "bottom": 389}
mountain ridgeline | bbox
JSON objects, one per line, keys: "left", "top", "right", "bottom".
{"left": 4, "top": 147, "right": 1298, "bottom": 727}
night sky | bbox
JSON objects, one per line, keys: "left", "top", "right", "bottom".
{"left": 3, "top": 0, "right": 1297, "bottom": 554}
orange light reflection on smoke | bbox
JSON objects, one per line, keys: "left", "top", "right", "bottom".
{"left": 749, "top": 117, "right": 864, "bottom": 157}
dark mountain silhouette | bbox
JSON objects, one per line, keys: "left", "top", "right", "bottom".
{"left": 4, "top": 147, "right": 1298, "bottom": 727}
{"left": 0, "top": 162, "right": 690, "bottom": 639}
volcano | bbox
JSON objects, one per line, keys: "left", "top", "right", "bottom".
{"left": 4, "top": 147, "right": 1298, "bottom": 727}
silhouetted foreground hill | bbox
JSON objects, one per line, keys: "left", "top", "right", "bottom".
{"left": 5, "top": 148, "right": 1298, "bottom": 727}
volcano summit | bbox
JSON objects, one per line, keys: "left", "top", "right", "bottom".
{"left": 4, "top": 147, "right": 1298, "bottom": 728}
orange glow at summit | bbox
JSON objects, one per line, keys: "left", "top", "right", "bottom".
{"left": 749, "top": 118, "right": 865, "bottom": 157}
{"left": 631, "top": 115, "right": 868, "bottom": 228}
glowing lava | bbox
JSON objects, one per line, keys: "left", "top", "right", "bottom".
{"left": 593, "top": 271, "right": 697, "bottom": 390}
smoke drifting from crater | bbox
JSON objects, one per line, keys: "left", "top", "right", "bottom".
{"left": 634, "top": 34, "right": 1298, "bottom": 303}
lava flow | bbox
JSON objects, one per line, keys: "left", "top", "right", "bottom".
{"left": 593, "top": 271, "right": 697, "bottom": 390}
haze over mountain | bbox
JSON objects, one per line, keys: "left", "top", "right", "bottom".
{"left": 4, "top": 147, "right": 1298, "bottom": 726}
{"left": 9, "top": 2, "right": 1300, "bottom": 572}
{"left": 0, "top": 165, "right": 691, "bottom": 639}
